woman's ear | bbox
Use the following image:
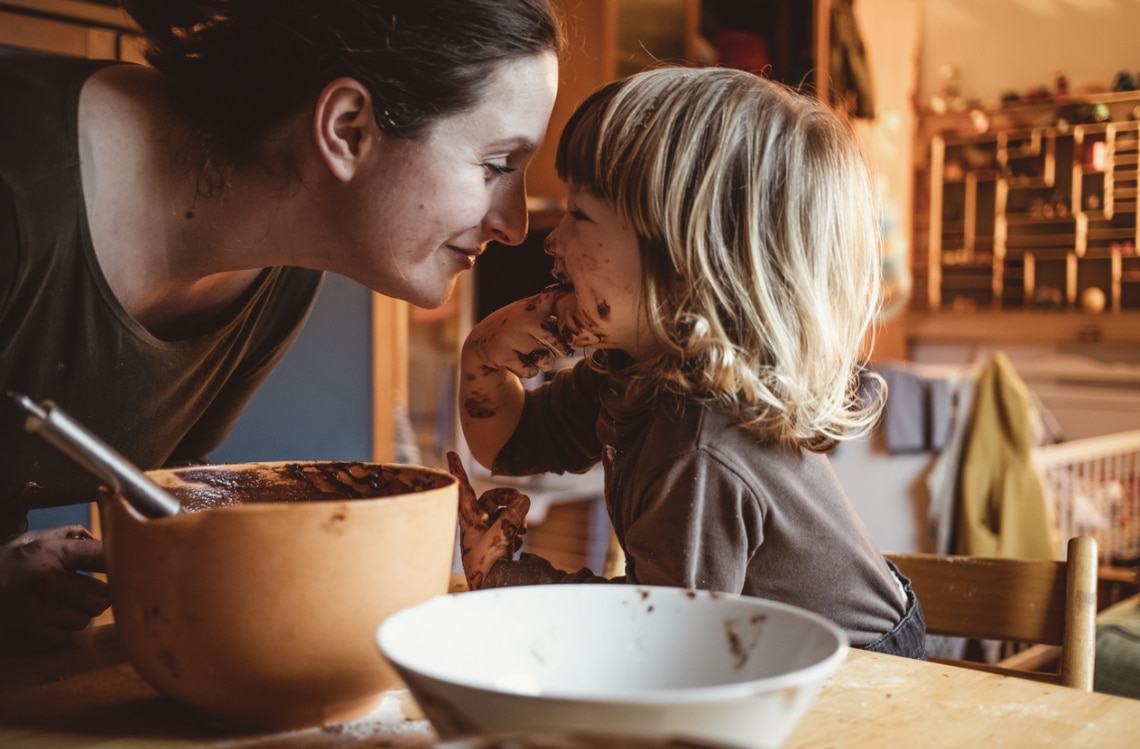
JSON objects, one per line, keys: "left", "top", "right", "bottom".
{"left": 313, "top": 78, "right": 377, "bottom": 182}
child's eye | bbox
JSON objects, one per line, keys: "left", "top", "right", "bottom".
{"left": 483, "top": 162, "right": 516, "bottom": 177}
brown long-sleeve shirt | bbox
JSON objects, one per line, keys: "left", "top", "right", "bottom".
{"left": 487, "top": 360, "right": 906, "bottom": 648}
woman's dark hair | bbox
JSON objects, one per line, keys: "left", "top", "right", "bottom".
{"left": 121, "top": 0, "right": 563, "bottom": 164}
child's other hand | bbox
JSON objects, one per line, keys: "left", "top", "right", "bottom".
{"left": 446, "top": 451, "right": 530, "bottom": 591}
{"left": 465, "top": 286, "right": 577, "bottom": 379}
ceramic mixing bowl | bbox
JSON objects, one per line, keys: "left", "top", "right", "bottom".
{"left": 377, "top": 584, "right": 848, "bottom": 749}
{"left": 101, "top": 461, "right": 457, "bottom": 730}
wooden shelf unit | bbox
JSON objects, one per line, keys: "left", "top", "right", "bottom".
{"left": 0, "top": 0, "right": 144, "bottom": 62}
{"left": 920, "top": 94, "right": 1140, "bottom": 314}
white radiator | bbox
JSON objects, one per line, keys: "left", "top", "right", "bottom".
{"left": 1033, "top": 430, "right": 1140, "bottom": 565}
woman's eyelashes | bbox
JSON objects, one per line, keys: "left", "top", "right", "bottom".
{"left": 482, "top": 161, "right": 515, "bottom": 177}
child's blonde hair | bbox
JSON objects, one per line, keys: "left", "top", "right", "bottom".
{"left": 555, "top": 66, "right": 884, "bottom": 451}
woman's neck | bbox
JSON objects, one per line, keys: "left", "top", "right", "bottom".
{"left": 79, "top": 65, "right": 307, "bottom": 338}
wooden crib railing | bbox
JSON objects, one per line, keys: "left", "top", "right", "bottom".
{"left": 1033, "top": 430, "right": 1140, "bottom": 565}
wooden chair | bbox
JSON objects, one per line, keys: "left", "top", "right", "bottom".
{"left": 886, "top": 536, "right": 1098, "bottom": 690}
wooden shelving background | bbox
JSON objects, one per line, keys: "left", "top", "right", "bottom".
{"left": 915, "top": 92, "right": 1140, "bottom": 315}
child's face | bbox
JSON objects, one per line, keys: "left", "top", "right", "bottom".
{"left": 545, "top": 185, "right": 659, "bottom": 360}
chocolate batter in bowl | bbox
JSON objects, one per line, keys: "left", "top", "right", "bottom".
{"left": 100, "top": 461, "right": 458, "bottom": 731}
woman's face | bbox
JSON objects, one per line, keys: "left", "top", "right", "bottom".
{"left": 545, "top": 185, "right": 659, "bottom": 360}
{"left": 334, "top": 53, "right": 559, "bottom": 308}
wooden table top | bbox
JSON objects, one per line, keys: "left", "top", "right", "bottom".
{"left": 2, "top": 624, "right": 1138, "bottom": 748}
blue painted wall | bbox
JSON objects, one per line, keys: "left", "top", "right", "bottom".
{"left": 210, "top": 272, "right": 373, "bottom": 463}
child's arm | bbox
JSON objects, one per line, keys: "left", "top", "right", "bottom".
{"left": 459, "top": 285, "right": 575, "bottom": 468}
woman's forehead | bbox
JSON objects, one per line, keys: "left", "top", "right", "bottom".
{"left": 433, "top": 52, "right": 558, "bottom": 152}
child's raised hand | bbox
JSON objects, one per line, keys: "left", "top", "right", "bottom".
{"left": 550, "top": 288, "right": 606, "bottom": 349}
{"left": 459, "top": 284, "right": 606, "bottom": 468}
{"left": 446, "top": 451, "right": 530, "bottom": 591}
{"left": 465, "top": 285, "right": 577, "bottom": 380}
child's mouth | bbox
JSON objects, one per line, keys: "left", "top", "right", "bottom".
{"left": 550, "top": 261, "right": 573, "bottom": 289}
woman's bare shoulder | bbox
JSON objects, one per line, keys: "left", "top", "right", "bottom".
{"left": 81, "top": 64, "right": 171, "bottom": 131}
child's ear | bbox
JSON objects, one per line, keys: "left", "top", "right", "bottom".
{"left": 313, "top": 77, "right": 377, "bottom": 182}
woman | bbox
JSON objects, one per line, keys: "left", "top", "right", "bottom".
{"left": 0, "top": 0, "right": 563, "bottom": 653}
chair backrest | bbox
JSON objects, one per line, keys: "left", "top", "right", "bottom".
{"left": 886, "top": 536, "right": 1098, "bottom": 690}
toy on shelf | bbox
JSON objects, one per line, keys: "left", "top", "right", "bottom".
{"left": 920, "top": 91, "right": 1140, "bottom": 314}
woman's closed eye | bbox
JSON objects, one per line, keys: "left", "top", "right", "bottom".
{"left": 483, "top": 161, "right": 516, "bottom": 178}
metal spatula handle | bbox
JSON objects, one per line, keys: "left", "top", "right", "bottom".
{"left": 10, "top": 392, "right": 182, "bottom": 518}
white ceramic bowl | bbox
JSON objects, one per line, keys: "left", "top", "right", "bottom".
{"left": 377, "top": 585, "right": 848, "bottom": 749}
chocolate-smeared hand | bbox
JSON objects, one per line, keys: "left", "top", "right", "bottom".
{"left": 464, "top": 287, "right": 577, "bottom": 381}
{"left": 0, "top": 526, "right": 110, "bottom": 654}
{"left": 446, "top": 451, "right": 531, "bottom": 590}
{"left": 551, "top": 289, "right": 606, "bottom": 348}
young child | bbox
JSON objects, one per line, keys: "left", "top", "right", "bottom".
{"left": 453, "top": 66, "right": 926, "bottom": 658}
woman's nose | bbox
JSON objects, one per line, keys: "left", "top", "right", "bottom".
{"left": 485, "top": 179, "right": 529, "bottom": 246}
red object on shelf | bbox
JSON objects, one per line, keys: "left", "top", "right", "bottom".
{"left": 713, "top": 29, "right": 770, "bottom": 75}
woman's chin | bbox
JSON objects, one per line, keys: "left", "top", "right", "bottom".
{"left": 405, "top": 278, "right": 460, "bottom": 311}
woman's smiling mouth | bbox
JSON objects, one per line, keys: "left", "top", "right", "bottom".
{"left": 449, "top": 245, "right": 483, "bottom": 269}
